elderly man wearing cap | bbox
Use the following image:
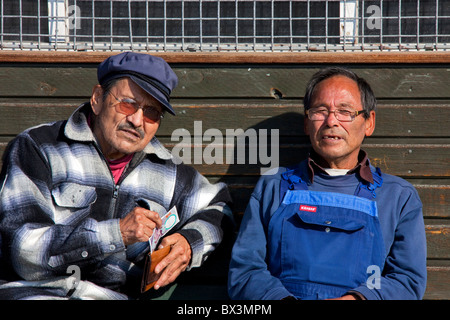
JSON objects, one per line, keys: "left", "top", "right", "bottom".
{"left": 0, "top": 52, "right": 233, "bottom": 299}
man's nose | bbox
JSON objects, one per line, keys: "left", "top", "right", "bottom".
{"left": 324, "top": 110, "right": 340, "bottom": 126}
{"left": 127, "top": 108, "right": 145, "bottom": 128}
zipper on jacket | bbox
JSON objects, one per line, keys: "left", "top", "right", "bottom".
{"left": 93, "top": 140, "right": 146, "bottom": 217}
{"left": 106, "top": 154, "right": 145, "bottom": 218}
{"left": 112, "top": 184, "right": 120, "bottom": 199}
{"left": 107, "top": 184, "right": 120, "bottom": 218}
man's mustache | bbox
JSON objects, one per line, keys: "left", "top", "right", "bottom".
{"left": 118, "top": 122, "right": 145, "bottom": 139}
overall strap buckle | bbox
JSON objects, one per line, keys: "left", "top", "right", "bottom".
{"left": 280, "top": 167, "right": 308, "bottom": 204}
{"left": 355, "top": 167, "right": 383, "bottom": 199}
{"left": 281, "top": 170, "right": 303, "bottom": 190}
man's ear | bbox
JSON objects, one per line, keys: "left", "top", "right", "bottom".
{"left": 365, "top": 110, "right": 376, "bottom": 137}
{"left": 304, "top": 114, "right": 310, "bottom": 136}
{"left": 90, "top": 84, "right": 104, "bottom": 116}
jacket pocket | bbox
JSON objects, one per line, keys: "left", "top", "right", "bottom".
{"left": 52, "top": 182, "right": 97, "bottom": 208}
{"left": 296, "top": 211, "right": 365, "bottom": 232}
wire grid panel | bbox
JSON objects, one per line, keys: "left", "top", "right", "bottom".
{"left": 1, "top": 0, "right": 449, "bottom": 52}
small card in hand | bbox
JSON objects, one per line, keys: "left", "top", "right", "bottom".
{"left": 149, "top": 206, "right": 179, "bottom": 253}
{"left": 141, "top": 245, "right": 171, "bottom": 293}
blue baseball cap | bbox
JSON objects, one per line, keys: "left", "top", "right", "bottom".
{"left": 97, "top": 52, "right": 178, "bottom": 115}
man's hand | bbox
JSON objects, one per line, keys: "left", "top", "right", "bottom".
{"left": 153, "top": 233, "right": 192, "bottom": 290}
{"left": 119, "top": 207, "right": 162, "bottom": 246}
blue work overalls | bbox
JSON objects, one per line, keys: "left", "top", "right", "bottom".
{"left": 267, "top": 166, "right": 385, "bottom": 300}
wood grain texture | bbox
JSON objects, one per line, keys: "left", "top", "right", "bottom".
{"left": 0, "top": 103, "right": 448, "bottom": 137}
{"left": 0, "top": 66, "right": 449, "bottom": 99}
{"left": 0, "top": 51, "right": 449, "bottom": 64}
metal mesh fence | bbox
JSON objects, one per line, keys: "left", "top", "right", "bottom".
{"left": 1, "top": 0, "right": 449, "bottom": 52}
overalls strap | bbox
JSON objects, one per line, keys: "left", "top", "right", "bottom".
{"left": 280, "top": 166, "right": 308, "bottom": 201}
{"left": 354, "top": 167, "right": 383, "bottom": 199}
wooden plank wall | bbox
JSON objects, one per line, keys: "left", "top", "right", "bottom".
{"left": 0, "top": 52, "right": 448, "bottom": 300}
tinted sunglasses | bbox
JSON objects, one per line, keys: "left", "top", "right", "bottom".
{"left": 109, "top": 91, "right": 164, "bottom": 123}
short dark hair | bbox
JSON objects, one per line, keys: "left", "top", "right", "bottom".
{"left": 303, "top": 67, "right": 377, "bottom": 119}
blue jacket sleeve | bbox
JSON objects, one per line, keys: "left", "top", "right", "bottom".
{"left": 228, "top": 173, "right": 292, "bottom": 300}
{"left": 351, "top": 185, "right": 427, "bottom": 300}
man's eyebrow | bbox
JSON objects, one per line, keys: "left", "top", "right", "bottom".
{"left": 309, "top": 102, "right": 357, "bottom": 110}
{"left": 121, "top": 96, "right": 155, "bottom": 107}
{"left": 337, "top": 103, "right": 357, "bottom": 109}
{"left": 121, "top": 96, "right": 137, "bottom": 102}
{"left": 118, "top": 93, "right": 164, "bottom": 111}
{"left": 310, "top": 103, "right": 328, "bottom": 108}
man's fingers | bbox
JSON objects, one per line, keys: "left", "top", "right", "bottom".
{"left": 153, "top": 234, "right": 192, "bottom": 290}
{"left": 120, "top": 208, "right": 163, "bottom": 245}
{"left": 137, "top": 207, "right": 162, "bottom": 229}
{"left": 154, "top": 252, "right": 186, "bottom": 290}
{"left": 154, "top": 245, "right": 184, "bottom": 274}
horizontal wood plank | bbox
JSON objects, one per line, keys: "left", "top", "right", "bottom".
{"left": 0, "top": 66, "right": 449, "bottom": 99}
{"left": 426, "top": 222, "right": 450, "bottom": 260}
{"left": 167, "top": 143, "right": 449, "bottom": 177}
{"left": 1, "top": 51, "right": 449, "bottom": 64}
{"left": 414, "top": 184, "right": 450, "bottom": 218}
{"left": 0, "top": 103, "right": 449, "bottom": 138}
{"left": 0, "top": 103, "right": 77, "bottom": 135}
{"left": 174, "top": 67, "right": 450, "bottom": 99}
{"left": 1, "top": 138, "right": 448, "bottom": 178}
{"left": 162, "top": 104, "right": 450, "bottom": 138}
{"left": 424, "top": 266, "right": 450, "bottom": 300}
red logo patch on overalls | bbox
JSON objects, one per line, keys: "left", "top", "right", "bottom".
{"left": 299, "top": 205, "right": 317, "bottom": 212}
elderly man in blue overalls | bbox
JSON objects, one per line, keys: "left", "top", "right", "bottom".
{"left": 228, "top": 67, "right": 427, "bottom": 300}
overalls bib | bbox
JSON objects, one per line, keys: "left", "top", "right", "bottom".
{"left": 267, "top": 166, "right": 385, "bottom": 300}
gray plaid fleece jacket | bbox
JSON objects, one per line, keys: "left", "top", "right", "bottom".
{"left": 0, "top": 103, "right": 233, "bottom": 295}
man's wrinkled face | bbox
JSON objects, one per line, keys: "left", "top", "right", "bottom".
{"left": 90, "top": 78, "right": 164, "bottom": 160}
{"left": 304, "top": 75, "right": 376, "bottom": 169}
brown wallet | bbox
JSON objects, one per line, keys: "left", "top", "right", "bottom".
{"left": 140, "top": 246, "right": 171, "bottom": 293}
